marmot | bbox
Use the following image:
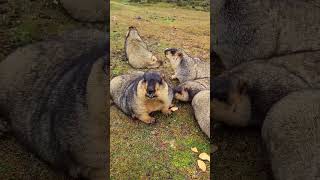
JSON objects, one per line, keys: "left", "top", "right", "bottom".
{"left": 211, "top": 58, "right": 320, "bottom": 127}
{"left": 192, "top": 90, "right": 210, "bottom": 138}
{"left": 211, "top": 76, "right": 252, "bottom": 127}
{"left": 125, "top": 26, "right": 162, "bottom": 69}
{"left": 262, "top": 89, "right": 320, "bottom": 180}
{"left": 110, "top": 71, "right": 173, "bottom": 124}
{"left": 0, "top": 29, "right": 108, "bottom": 179}
{"left": 212, "top": 0, "right": 320, "bottom": 70}
{"left": 164, "top": 48, "right": 210, "bottom": 83}
{"left": 174, "top": 78, "right": 210, "bottom": 102}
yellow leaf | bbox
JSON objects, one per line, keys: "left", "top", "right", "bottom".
{"left": 199, "top": 153, "right": 210, "bottom": 162}
{"left": 191, "top": 147, "right": 198, "bottom": 153}
{"left": 197, "top": 160, "right": 206, "bottom": 172}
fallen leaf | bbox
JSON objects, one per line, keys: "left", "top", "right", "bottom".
{"left": 170, "top": 106, "right": 178, "bottom": 111}
{"left": 199, "top": 153, "right": 210, "bottom": 162}
{"left": 191, "top": 147, "right": 198, "bottom": 153}
{"left": 197, "top": 160, "right": 206, "bottom": 172}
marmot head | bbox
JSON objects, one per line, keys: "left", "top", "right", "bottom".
{"left": 211, "top": 76, "right": 252, "bottom": 127}
{"left": 174, "top": 86, "right": 193, "bottom": 102}
{"left": 148, "top": 55, "right": 163, "bottom": 68}
{"left": 126, "top": 26, "right": 139, "bottom": 38}
{"left": 164, "top": 48, "right": 184, "bottom": 68}
{"left": 138, "top": 71, "right": 168, "bottom": 99}
{"left": 127, "top": 26, "right": 163, "bottom": 68}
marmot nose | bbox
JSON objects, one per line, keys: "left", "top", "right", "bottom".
{"left": 148, "top": 90, "right": 155, "bottom": 94}
{"left": 146, "top": 90, "right": 155, "bottom": 98}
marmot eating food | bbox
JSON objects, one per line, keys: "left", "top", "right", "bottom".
{"left": 110, "top": 71, "right": 173, "bottom": 124}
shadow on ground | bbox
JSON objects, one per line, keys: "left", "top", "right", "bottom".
{"left": 212, "top": 126, "right": 273, "bottom": 180}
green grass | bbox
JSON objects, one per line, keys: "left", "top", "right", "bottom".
{"left": 110, "top": 2, "right": 210, "bottom": 176}
{"left": 125, "top": 0, "right": 210, "bottom": 11}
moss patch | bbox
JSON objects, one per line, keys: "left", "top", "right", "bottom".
{"left": 171, "top": 151, "right": 194, "bottom": 168}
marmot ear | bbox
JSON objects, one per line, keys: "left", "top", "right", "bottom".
{"left": 177, "top": 52, "right": 183, "bottom": 58}
{"left": 237, "top": 79, "right": 248, "bottom": 95}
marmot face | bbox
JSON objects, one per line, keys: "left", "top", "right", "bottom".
{"left": 148, "top": 55, "right": 162, "bottom": 68}
{"left": 164, "top": 48, "right": 183, "bottom": 67}
{"left": 138, "top": 71, "right": 167, "bottom": 99}
{"left": 126, "top": 26, "right": 140, "bottom": 39}
{"left": 212, "top": 76, "right": 252, "bottom": 127}
{"left": 174, "top": 86, "right": 191, "bottom": 101}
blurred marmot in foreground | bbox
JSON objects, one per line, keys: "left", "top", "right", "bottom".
{"left": 212, "top": 57, "right": 320, "bottom": 127}
{"left": 211, "top": 58, "right": 320, "bottom": 179}
{"left": 211, "top": 76, "right": 252, "bottom": 127}
{"left": 262, "top": 89, "right": 320, "bottom": 180}
{"left": 0, "top": 29, "right": 108, "bottom": 179}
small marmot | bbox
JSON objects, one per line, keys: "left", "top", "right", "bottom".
{"left": 174, "top": 78, "right": 210, "bottom": 102}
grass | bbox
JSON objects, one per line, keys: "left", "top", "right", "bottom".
{"left": 110, "top": 0, "right": 210, "bottom": 179}
{"left": 127, "top": 0, "right": 210, "bottom": 11}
